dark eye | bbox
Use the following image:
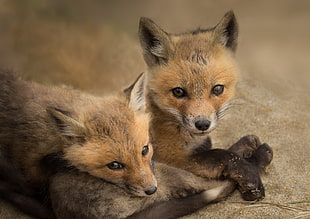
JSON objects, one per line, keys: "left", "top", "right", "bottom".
{"left": 172, "top": 87, "right": 187, "bottom": 98}
{"left": 212, "top": 85, "right": 224, "bottom": 96}
{"left": 142, "top": 145, "right": 149, "bottom": 156}
{"left": 107, "top": 161, "right": 124, "bottom": 170}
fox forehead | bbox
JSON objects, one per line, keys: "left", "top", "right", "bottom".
{"left": 84, "top": 111, "right": 149, "bottom": 154}
{"left": 83, "top": 137, "right": 145, "bottom": 163}
{"left": 66, "top": 128, "right": 149, "bottom": 170}
{"left": 86, "top": 120, "right": 148, "bottom": 154}
{"left": 172, "top": 31, "right": 215, "bottom": 62}
{"left": 150, "top": 46, "right": 238, "bottom": 95}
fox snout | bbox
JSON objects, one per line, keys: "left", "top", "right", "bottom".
{"left": 144, "top": 185, "right": 157, "bottom": 195}
{"left": 125, "top": 183, "right": 157, "bottom": 196}
{"left": 194, "top": 119, "right": 211, "bottom": 131}
{"left": 183, "top": 113, "right": 218, "bottom": 134}
{"left": 137, "top": 169, "right": 158, "bottom": 196}
{"left": 125, "top": 172, "right": 158, "bottom": 197}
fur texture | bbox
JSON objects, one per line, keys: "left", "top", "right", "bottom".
{"left": 139, "top": 11, "right": 272, "bottom": 201}
{"left": 0, "top": 70, "right": 156, "bottom": 197}
{"left": 50, "top": 163, "right": 235, "bottom": 219}
{"left": 48, "top": 73, "right": 272, "bottom": 219}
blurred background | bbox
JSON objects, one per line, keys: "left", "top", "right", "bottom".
{"left": 0, "top": 0, "right": 309, "bottom": 218}
{"left": 0, "top": 0, "right": 309, "bottom": 95}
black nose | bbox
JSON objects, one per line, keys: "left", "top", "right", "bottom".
{"left": 195, "top": 120, "right": 211, "bottom": 131}
{"left": 145, "top": 186, "right": 157, "bottom": 195}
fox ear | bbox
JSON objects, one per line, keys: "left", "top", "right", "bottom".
{"left": 124, "top": 72, "right": 146, "bottom": 112}
{"left": 47, "top": 107, "right": 86, "bottom": 137}
{"left": 139, "top": 17, "right": 174, "bottom": 67}
{"left": 214, "top": 11, "right": 238, "bottom": 52}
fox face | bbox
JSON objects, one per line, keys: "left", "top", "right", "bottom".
{"left": 47, "top": 74, "right": 157, "bottom": 197}
{"left": 140, "top": 11, "right": 238, "bottom": 136}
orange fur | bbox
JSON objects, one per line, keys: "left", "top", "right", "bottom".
{"left": 139, "top": 11, "right": 268, "bottom": 202}
{"left": 0, "top": 71, "right": 156, "bottom": 196}
{"left": 140, "top": 12, "right": 238, "bottom": 168}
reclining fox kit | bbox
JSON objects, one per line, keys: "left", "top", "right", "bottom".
{"left": 0, "top": 70, "right": 231, "bottom": 218}
{"left": 0, "top": 70, "right": 158, "bottom": 198}
{"left": 0, "top": 70, "right": 251, "bottom": 219}
{"left": 0, "top": 11, "right": 273, "bottom": 219}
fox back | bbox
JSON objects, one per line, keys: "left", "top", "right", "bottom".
{"left": 0, "top": 70, "right": 157, "bottom": 196}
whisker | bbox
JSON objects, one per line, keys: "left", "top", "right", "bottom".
{"left": 216, "top": 101, "right": 235, "bottom": 120}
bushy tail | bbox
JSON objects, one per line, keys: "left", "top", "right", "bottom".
{"left": 127, "top": 180, "right": 235, "bottom": 219}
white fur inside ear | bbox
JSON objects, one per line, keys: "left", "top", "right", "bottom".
{"left": 47, "top": 108, "right": 85, "bottom": 137}
{"left": 129, "top": 73, "right": 146, "bottom": 112}
{"left": 58, "top": 122, "right": 81, "bottom": 137}
{"left": 219, "top": 34, "right": 229, "bottom": 47}
{"left": 214, "top": 11, "right": 238, "bottom": 51}
{"left": 150, "top": 40, "right": 166, "bottom": 58}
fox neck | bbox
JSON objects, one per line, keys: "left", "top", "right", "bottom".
{"left": 147, "top": 96, "right": 210, "bottom": 165}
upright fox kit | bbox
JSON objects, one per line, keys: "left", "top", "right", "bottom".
{"left": 139, "top": 11, "right": 272, "bottom": 200}
{"left": 0, "top": 70, "right": 157, "bottom": 197}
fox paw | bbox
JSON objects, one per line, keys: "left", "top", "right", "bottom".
{"left": 227, "top": 135, "right": 273, "bottom": 201}
{"left": 227, "top": 158, "right": 266, "bottom": 201}
{"left": 239, "top": 180, "right": 265, "bottom": 201}
{"left": 228, "top": 135, "right": 273, "bottom": 172}
{"left": 228, "top": 135, "right": 261, "bottom": 158}
{"left": 247, "top": 143, "right": 273, "bottom": 173}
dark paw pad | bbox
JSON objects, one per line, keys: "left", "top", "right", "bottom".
{"left": 228, "top": 135, "right": 262, "bottom": 158}
{"left": 240, "top": 183, "right": 265, "bottom": 201}
{"left": 248, "top": 143, "right": 273, "bottom": 172}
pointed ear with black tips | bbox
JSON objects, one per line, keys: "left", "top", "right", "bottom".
{"left": 124, "top": 72, "right": 147, "bottom": 112}
{"left": 139, "top": 17, "right": 174, "bottom": 67}
{"left": 214, "top": 11, "right": 238, "bottom": 52}
{"left": 47, "top": 107, "right": 86, "bottom": 137}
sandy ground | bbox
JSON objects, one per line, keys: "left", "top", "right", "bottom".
{"left": 0, "top": 0, "right": 309, "bottom": 218}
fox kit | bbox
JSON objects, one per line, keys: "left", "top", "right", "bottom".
{"left": 0, "top": 74, "right": 271, "bottom": 219}
{"left": 139, "top": 11, "right": 273, "bottom": 200}
{"left": 0, "top": 70, "right": 157, "bottom": 197}
{"left": 47, "top": 73, "right": 272, "bottom": 219}
{"left": 0, "top": 72, "right": 235, "bottom": 219}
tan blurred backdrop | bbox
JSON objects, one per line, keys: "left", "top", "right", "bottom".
{"left": 0, "top": 0, "right": 309, "bottom": 94}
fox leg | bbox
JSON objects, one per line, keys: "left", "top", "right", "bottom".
{"left": 188, "top": 147, "right": 267, "bottom": 201}
{"left": 188, "top": 135, "right": 273, "bottom": 201}
{"left": 194, "top": 135, "right": 273, "bottom": 174}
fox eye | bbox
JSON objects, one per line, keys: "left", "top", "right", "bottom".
{"left": 172, "top": 87, "right": 187, "bottom": 98}
{"left": 142, "top": 145, "right": 149, "bottom": 156}
{"left": 107, "top": 161, "right": 124, "bottom": 170}
{"left": 212, "top": 85, "right": 224, "bottom": 96}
